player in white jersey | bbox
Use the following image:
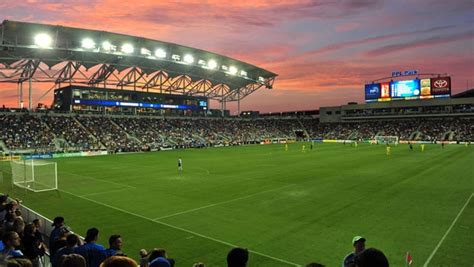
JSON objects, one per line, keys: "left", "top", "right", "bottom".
{"left": 178, "top": 158, "right": 183, "bottom": 173}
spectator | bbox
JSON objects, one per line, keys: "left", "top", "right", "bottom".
{"left": 148, "top": 248, "right": 172, "bottom": 267}
{"left": 343, "top": 236, "right": 366, "bottom": 267}
{"left": 306, "top": 263, "right": 324, "bottom": 267}
{"left": 20, "top": 223, "right": 44, "bottom": 267}
{"left": 138, "top": 249, "right": 148, "bottom": 267}
{"left": 31, "top": 219, "right": 46, "bottom": 257}
{"left": 49, "top": 217, "right": 66, "bottom": 245}
{"left": 53, "top": 234, "right": 81, "bottom": 267}
{"left": 227, "top": 247, "right": 248, "bottom": 267}
{"left": 193, "top": 263, "right": 205, "bottom": 267}
{"left": 1, "top": 231, "right": 23, "bottom": 258}
{"left": 105, "top": 235, "right": 123, "bottom": 257}
{"left": 6, "top": 258, "right": 33, "bottom": 267}
{"left": 99, "top": 256, "right": 138, "bottom": 267}
{"left": 59, "top": 253, "right": 87, "bottom": 267}
{"left": 74, "top": 228, "right": 106, "bottom": 267}
{"left": 50, "top": 227, "right": 69, "bottom": 259}
{"left": 354, "top": 248, "right": 389, "bottom": 267}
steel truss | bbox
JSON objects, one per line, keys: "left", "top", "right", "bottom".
{"left": 0, "top": 59, "right": 274, "bottom": 107}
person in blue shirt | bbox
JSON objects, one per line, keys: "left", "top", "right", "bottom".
{"left": 0, "top": 231, "right": 23, "bottom": 258}
{"left": 343, "top": 236, "right": 366, "bottom": 267}
{"left": 105, "top": 234, "right": 123, "bottom": 257}
{"left": 75, "top": 227, "right": 106, "bottom": 267}
{"left": 49, "top": 216, "right": 66, "bottom": 247}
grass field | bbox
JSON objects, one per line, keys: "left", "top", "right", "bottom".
{"left": 0, "top": 143, "right": 473, "bottom": 266}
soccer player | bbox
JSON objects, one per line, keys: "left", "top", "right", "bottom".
{"left": 285, "top": 143, "right": 288, "bottom": 151}
{"left": 302, "top": 145, "right": 306, "bottom": 152}
{"left": 421, "top": 144, "right": 425, "bottom": 152}
{"left": 409, "top": 142, "right": 413, "bottom": 151}
{"left": 386, "top": 144, "right": 391, "bottom": 156}
{"left": 178, "top": 158, "right": 183, "bottom": 173}
{"left": 310, "top": 142, "right": 314, "bottom": 150}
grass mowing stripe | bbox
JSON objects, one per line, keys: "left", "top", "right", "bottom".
{"left": 154, "top": 183, "right": 297, "bottom": 220}
{"left": 423, "top": 193, "right": 474, "bottom": 267}
{"left": 56, "top": 187, "right": 302, "bottom": 266}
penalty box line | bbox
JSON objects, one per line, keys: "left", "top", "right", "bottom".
{"left": 58, "top": 188, "right": 301, "bottom": 267}
{"left": 423, "top": 192, "right": 473, "bottom": 267}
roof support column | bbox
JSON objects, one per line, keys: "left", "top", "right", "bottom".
{"left": 28, "top": 78, "right": 32, "bottom": 110}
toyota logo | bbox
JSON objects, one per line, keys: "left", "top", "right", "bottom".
{"left": 434, "top": 80, "right": 448, "bottom": 88}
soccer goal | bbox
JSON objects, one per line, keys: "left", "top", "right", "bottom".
{"left": 10, "top": 160, "right": 58, "bottom": 192}
{"left": 375, "top": 136, "right": 399, "bottom": 145}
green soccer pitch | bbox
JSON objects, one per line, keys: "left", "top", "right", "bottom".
{"left": 0, "top": 143, "right": 473, "bottom": 266}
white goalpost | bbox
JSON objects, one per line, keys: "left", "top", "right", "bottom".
{"left": 375, "top": 136, "right": 399, "bottom": 145}
{"left": 10, "top": 160, "right": 58, "bottom": 192}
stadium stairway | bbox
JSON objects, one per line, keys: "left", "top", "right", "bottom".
{"left": 296, "top": 118, "right": 311, "bottom": 139}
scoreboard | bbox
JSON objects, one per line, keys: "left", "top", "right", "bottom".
{"left": 365, "top": 77, "right": 451, "bottom": 103}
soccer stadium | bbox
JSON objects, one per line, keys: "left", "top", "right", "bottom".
{"left": 0, "top": 15, "right": 473, "bottom": 267}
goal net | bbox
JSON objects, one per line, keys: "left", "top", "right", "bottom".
{"left": 375, "top": 136, "right": 399, "bottom": 145}
{"left": 10, "top": 160, "right": 58, "bottom": 192}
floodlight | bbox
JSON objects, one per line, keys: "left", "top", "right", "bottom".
{"left": 183, "top": 54, "right": 194, "bottom": 64}
{"left": 207, "top": 59, "right": 218, "bottom": 69}
{"left": 229, "top": 66, "right": 238, "bottom": 75}
{"left": 240, "top": 70, "right": 248, "bottom": 77}
{"left": 81, "top": 38, "right": 95, "bottom": 49}
{"left": 34, "top": 33, "right": 52, "bottom": 48}
{"left": 155, "top": 48, "right": 167, "bottom": 58}
{"left": 140, "top": 48, "right": 151, "bottom": 56}
{"left": 102, "top": 41, "right": 113, "bottom": 51}
{"left": 121, "top": 43, "right": 134, "bottom": 54}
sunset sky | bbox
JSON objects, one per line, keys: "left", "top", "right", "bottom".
{"left": 0, "top": 0, "right": 473, "bottom": 113}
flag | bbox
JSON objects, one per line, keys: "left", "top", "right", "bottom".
{"left": 406, "top": 252, "right": 413, "bottom": 266}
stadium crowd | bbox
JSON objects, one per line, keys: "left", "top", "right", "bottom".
{"left": 0, "top": 193, "right": 390, "bottom": 266}
{"left": 0, "top": 113, "right": 473, "bottom": 153}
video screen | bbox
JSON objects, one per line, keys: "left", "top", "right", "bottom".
{"left": 380, "top": 82, "right": 390, "bottom": 98}
{"left": 390, "top": 79, "right": 420, "bottom": 98}
{"left": 420, "top": 79, "right": 431, "bottom": 96}
{"left": 365, "top": 83, "right": 381, "bottom": 100}
{"left": 430, "top": 77, "right": 451, "bottom": 96}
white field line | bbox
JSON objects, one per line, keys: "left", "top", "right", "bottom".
{"left": 61, "top": 171, "right": 136, "bottom": 189}
{"left": 57, "top": 188, "right": 301, "bottom": 267}
{"left": 423, "top": 193, "right": 473, "bottom": 267}
{"left": 154, "top": 183, "right": 296, "bottom": 220}
{"left": 80, "top": 187, "right": 131, "bottom": 197}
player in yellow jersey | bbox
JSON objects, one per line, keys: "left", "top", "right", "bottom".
{"left": 354, "top": 141, "right": 358, "bottom": 148}
{"left": 421, "top": 144, "right": 425, "bottom": 152}
{"left": 285, "top": 143, "right": 288, "bottom": 151}
{"left": 386, "top": 144, "right": 391, "bottom": 156}
{"left": 302, "top": 145, "right": 306, "bottom": 152}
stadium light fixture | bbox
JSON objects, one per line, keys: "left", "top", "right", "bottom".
{"left": 240, "top": 70, "right": 248, "bottom": 77}
{"left": 155, "top": 48, "right": 167, "bottom": 58}
{"left": 140, "top": 48, "right": 151, "bottom": 56}
{"left": 229, "top": 66, "right": 238, "bottom": 75}
{"left": 183, "top": 54, "right": 194, "bottom": 64}
{"left": 121, "top": 43, "right": 134, "bottom": 54}
{"left": 102, "top": 41, "right": 116, "bottom": 52}
{"left": 207, "top": 59, "right": 218, "bottom": 69}
{"left": 34, "top": 33, "right": 52, "bottom": 48}
{"left": 81, "top": 38, "right": 96, "bottom": 49}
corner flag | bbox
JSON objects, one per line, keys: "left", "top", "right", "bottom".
{"left": 406, "top": 252, "right": 413, "bottom": 266}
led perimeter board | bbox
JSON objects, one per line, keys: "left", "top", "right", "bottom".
{"left": 53, "top": 86, "right": 208, "bottom": 116}
{"left": 365, "top": 77, "right": 451, "bottom": 103}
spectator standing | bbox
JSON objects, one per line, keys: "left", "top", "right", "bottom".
{"left": 343, "top": 236, "right": 366, "bottom": 267}
{"left": 75, "top": 228, "right": 106, "bottom": 267}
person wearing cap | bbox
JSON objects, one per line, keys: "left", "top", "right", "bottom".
{"left": 342, "top": 236, "right": 366, "bottom": 267}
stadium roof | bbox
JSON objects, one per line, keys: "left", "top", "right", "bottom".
{"left": 0, "top": 20, "right": 277, "bottom": 102}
